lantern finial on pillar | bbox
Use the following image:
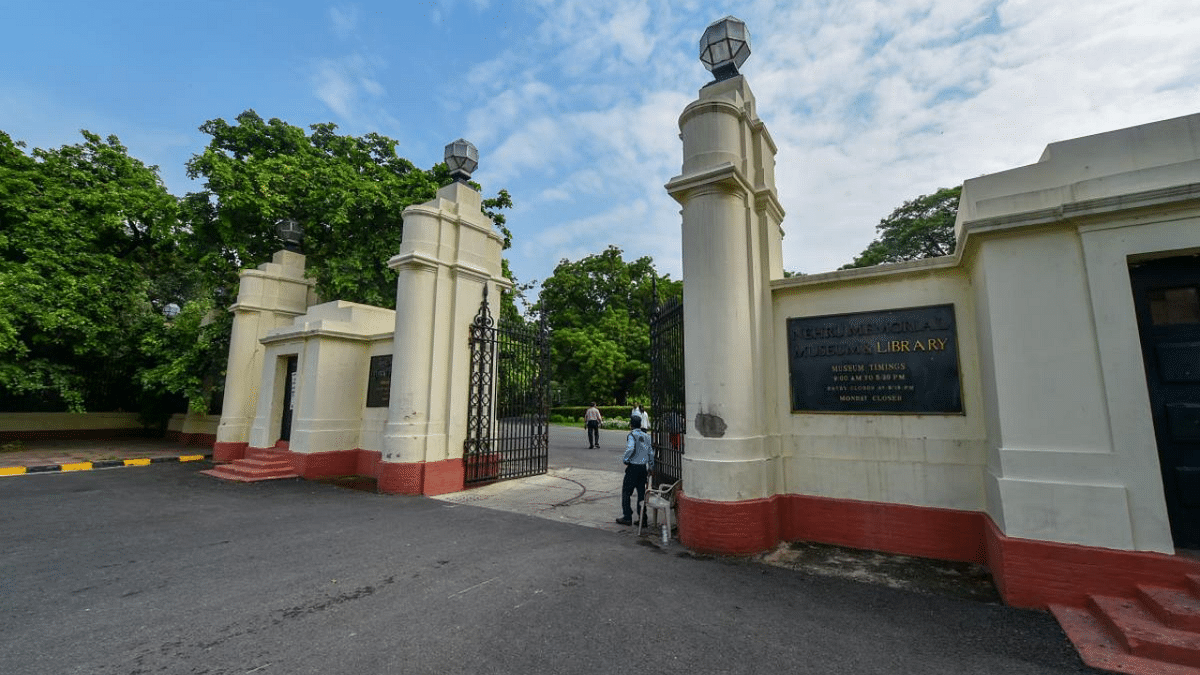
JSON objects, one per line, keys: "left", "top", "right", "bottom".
{"left": 444, "top": 138, "right": 479, "bottom": 183}
{"left": 699, "top": 16, "right": 751, "bottom": 82}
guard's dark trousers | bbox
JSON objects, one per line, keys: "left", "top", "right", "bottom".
{"left": 621, "top": 463, "right": 648, "bottom": 520}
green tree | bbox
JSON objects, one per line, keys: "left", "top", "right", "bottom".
{"left": 841, "top": 186, "right": 961, "bottom": 269}
{"left": 0, "top": 113, "right": 517, "bottom": 417}
{"left": 0, "top": 130, "right": 188, "bottom": 414}
{"left": 184, "top": 110, "right": 513, "bottom": 309}
{"left": 535, "top": 246, "right": 681, "bottom": 405}
{"left": 172, "top": 111, "right": 515, "bottom": 412}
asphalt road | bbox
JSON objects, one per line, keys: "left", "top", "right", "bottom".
{"left": 0, "top": 447, "right": 1102, "bottom": 675}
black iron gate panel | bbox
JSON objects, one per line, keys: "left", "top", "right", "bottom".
{"left": 650, "top": 296, "right": 684, "bottom": 487}
{"left": 464, "top": 289, "right": 550, "bottom": 485}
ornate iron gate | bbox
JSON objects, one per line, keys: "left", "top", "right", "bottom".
{"left": 650, "top": 295, "right": 685, "bottom": 487}
{"left": 464, "top": 288, "right": 550, "bottom": 484}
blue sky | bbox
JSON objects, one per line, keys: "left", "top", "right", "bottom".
{"left": 4, "top": 1, "right": 1198, "bottom": 296}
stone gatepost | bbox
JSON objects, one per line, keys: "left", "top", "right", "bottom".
{"left": 665, "top": 17, "right": 787, "bottom": 552}
{"left": 380, "top": 140, "right": 509, "bottom": 494}
{"left": 213, "top": 250, "right": 316, "bottom": 461}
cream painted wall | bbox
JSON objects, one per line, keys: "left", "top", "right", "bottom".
{"left": 728, "top": 108, "right": 1199, "bottom": 554}
{"left": 0, "top": 412, "right": 145, "bottom": 432}
{"left": 249, "top": 301, "right": 394, "bottom": 452}
{"left": 772, "top": 264, "right": 989, "bottom": 512}
{"left": 358, "top": 343, "right": 396, "bottom": 453}
{"left": 958, "top": 113, "right": 1200, "bottom": 553}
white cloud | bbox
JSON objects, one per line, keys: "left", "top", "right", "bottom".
{"left": 330, "top": 6, "right": 359, "bottom": 39}
{"left": 436, "top": 0, "right": 1200, "bottom": 288}
{"left": 310, "top": 54, "right": 388, "bottom": 123}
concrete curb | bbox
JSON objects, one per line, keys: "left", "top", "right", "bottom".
{"left": 0, "top": 454, "right": 211, "bottom": 477}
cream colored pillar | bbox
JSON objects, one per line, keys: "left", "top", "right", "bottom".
{"left": 213, "top": 250, "right": 315, "bottom": 461}
{"left": 665, "top": 55, "right": 787, "bottom": 552}
{"left": 381, "top": 177, "right": 508, "bottom": 495}
{"left": 666, "top": 72, "right": 786, "bottom": 505}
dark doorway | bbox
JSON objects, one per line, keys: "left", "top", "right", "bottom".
{"left": 1131, "top": 254, "right": 1200, "bottom": 548}
{"left": 280, "top": 355, "right": 298, "bottom": 442}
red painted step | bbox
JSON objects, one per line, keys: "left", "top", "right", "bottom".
{"left": 1140, "top": 585, "right": 1200, "bottom": 632}
{"left": 1089, "top": 594, "right": 1200, "bottom": 665}
{"left": 201, "top": 448, "right": 298, "bottom": 483}
{"left": 1051, "top": 603, "right": 1200, "bottom": 675}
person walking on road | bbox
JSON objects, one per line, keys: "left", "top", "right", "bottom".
{"left": 585, "top": 402, "right": 603, "bottom": 449}
{"left": 616, "top": 416, "right": 654, "bottom": 526}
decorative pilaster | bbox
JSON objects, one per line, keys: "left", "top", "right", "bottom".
{"left": 213, "top": 250, "right": 314, "bottom": 461}
{"left": 380, "top": 142, "right": 509, "bottom": 494}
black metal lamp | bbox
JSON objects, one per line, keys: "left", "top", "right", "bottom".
{"left": 276, "top": 218, "right": 303, "bottom": 253}
{"left": 445, "top": 138, "right": 479, "bottom": 183}
{"left": 700, "top": 16, "right": 751, "bottom": 82}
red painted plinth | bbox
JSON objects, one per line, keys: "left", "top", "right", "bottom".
{"left": 177, "top": 432, "right": 216, "bottom": 448}
{"left": 422, "top": 458, "right": 465, "bottom": 495}
{"left": 678, "top": 491, "right": 1200, "bottom": 610}
{"left": 212, "top": 441, "right": 248, "bottom": 462}
{"left": 291, "top": 449, "right": 381, "bottom": 479}
{"left": 377, "top": 458, "right": 464, "bottom": 496}
{"left": 781, "top": 494, "right": 987, "bottom": 564}
{"left": 677, "top": 492, "right": 781, "bottom": 555}
{"left": 983, "top": 517, "right": 1200, "bottom": 608}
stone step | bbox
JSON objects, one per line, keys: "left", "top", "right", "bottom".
{"left": 200, "top": 466, "right": 299, "bottom": 483}
{"left": 246, "top": 448, "right": 291, "bottom": 461}
{"left": 1089, "top": 594, "right": 1200, "bottom": 667}
{"left": 1050, "top": 604, "right": 1200, "bottom": 675}
{"left": 234, "top": 457, "right": 294, "bottom": 471}
{"left": 1139, "top": 585, "right": 1200, "bottom": 633}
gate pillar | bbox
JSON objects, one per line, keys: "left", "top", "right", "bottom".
{"left": 381, "top": 168, "right": 509, "bottom": 495}
{"left": 665, "top": 23, "right": 787, "bottom": 552}
{"left": 214, "top": 250, "right": 316, "bottom": 461}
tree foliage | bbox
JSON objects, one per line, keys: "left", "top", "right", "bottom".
{"left": 534, "top": 246, "right": 681, "bottom": 405}
{"left": 0, "top": 130, "right": 188, "bottom": 413}
{"left": 0, "top": 112, "right": 515, "bottom": 417}
{"left": 841, "top": 186, "right": 961, "bottom": 269}
{"left": 185, "top": 110, "right": 512, "bottom": 309}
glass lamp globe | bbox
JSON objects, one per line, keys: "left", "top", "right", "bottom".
{"left": 700, "top": 16, "right": 751, "bottom": 82}
{"left": 276, "top": 218, "right": 303, "bottom": 252}
{"left": 445, "top": 138, "right": 479, "bottom": 182}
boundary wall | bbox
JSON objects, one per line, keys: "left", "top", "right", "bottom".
{"left": 669, "top": 73, "right": 1200, "bottom": 610}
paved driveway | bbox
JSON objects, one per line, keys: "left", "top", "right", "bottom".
{"left": 0, "top": 451, "right": 1101, "bottom": 675}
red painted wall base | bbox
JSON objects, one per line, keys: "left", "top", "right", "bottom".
{"left": 678, "top": 491, "right": 1200, "bottom": 610}
{"left": 982, "top": 517, "right": 1200, "bottom": 607}
{"left": 378, "top": 458, "right": 464, "bottom": 496}
{"left": 212, "top": 441, "right": 248, "bottom": 462}
{"left": 259, "top": 447, "right": 465, "bottom": 497}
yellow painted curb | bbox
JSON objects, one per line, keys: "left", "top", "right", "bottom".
{"left": 124, "top": 458, "right": 152, "bottom": 466}
{"left": 0, "top": 466, "right": 27, "bottom": 476}
{"left": 179, "top": 455, "right": 204, "bottom": 462}
{"left": 61, "top": 462, "right": 93, "bottom": 472}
